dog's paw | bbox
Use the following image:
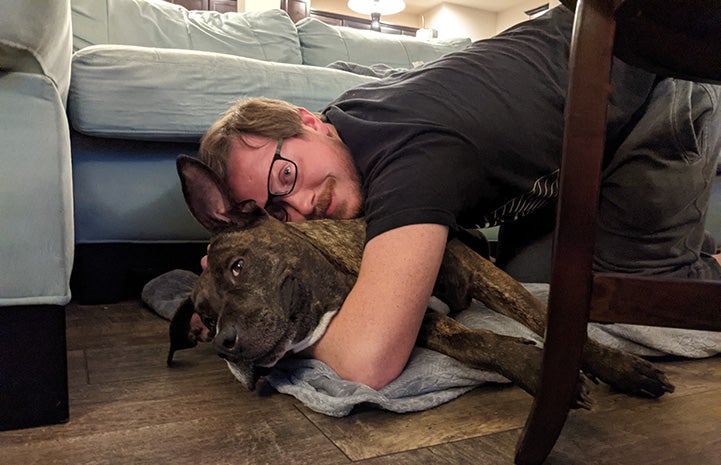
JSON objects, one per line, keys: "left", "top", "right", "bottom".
{"left": 605, "top": 357, "right": 675, "bottom": 398}
{"left": 571, "top": 373, "right": 595, "bottom": 410}
{"left": 584, "top": 341, "right": 675, "bottom": 398}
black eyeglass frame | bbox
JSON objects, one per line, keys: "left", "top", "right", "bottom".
{"left": 264, "top": 138, "right": 298, "bottom": 221}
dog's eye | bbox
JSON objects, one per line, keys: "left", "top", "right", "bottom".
{"left": 230, "top": 258, "right": 244, "bottom": 277}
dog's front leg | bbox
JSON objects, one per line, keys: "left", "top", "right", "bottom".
{"left": 434, "top": 239, "right": 550, "bottom": 333}
{"left": 416, "top": 311, "right": 593, "bottom": 409}
{"left": 436, "top": 239, "right": 674, "bottom": 398}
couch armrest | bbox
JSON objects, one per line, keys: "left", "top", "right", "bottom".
{"left": 0, "top": 0, "right": 72, "bottom": 103}
{"left": 0, "top": 0, "right": 74, "bottom": 306}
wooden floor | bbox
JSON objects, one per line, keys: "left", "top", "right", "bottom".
{"left": 1, "top": 300, "right": 720, "bottom": 465}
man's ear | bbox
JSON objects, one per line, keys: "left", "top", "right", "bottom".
{"left": 298, "top": 107, "right": 328, "bottom": 133}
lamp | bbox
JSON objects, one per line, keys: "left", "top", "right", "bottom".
{"left": 347, "top": 0, "right": 406, "bottom": 31}
{"left": 415, "top": 15, "right": 437, "bottom": 40}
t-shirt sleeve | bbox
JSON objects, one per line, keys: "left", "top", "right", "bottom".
{"left": 362, "top": 134, "right": 491, "bottom": 243}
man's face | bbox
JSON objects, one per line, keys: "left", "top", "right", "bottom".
{"left": 226, "top": 130, "right": 363, "bottom": 222}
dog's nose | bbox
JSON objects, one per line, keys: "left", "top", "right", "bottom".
{"left": 215, "top": 325, "right": 238, "bottom": 351}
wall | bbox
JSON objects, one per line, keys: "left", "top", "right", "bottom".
{"left": 311, "top": 0, "right": 421, "bottom": 28}
{"left": 496, "top": 0, "right": 561, "bottom": 34}
{"left": 238, "top": 0, "right": 564, "bottom": 40}
{"left": 237, "top": 0, "right": 277, "bottom": 11}
{"left": 422, "top": 3, "right": 496, "bottom": 41}
{"left": 309, "top": 1, "right": 562, "bottom": 40}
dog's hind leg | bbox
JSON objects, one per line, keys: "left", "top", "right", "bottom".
{"left": 417, "top": 311, "right": 594, "bottom": 409}
{"left": 435, "top": 239, "right": 674, "bottom": 398}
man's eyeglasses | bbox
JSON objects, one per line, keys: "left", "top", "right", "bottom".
{"left": 265, "top": 138, "right": 297, "bottom": 221}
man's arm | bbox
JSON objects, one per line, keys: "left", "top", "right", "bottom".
{"left": 304, "top": 223, "right": 449, "bottom": 389}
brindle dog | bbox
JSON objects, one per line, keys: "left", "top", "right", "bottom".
{"left": 168, "top": 155, "right": 674, "bottom": 408}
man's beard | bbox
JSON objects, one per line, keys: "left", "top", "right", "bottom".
{"left": 329, "top": 137, "right": 363, "bottom": 219}
{"left": 311, "top": 176, "right": 362, "bottom": 220}
{"left": 312, "top": 177, "right": 335, "bottom": 219}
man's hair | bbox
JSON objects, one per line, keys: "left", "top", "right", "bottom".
{"left": 198, "top": 98, "right": 306, "bottom": 181}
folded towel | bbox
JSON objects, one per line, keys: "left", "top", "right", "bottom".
{"left": 143, "top": 272, "right": 721, "bottom": 417}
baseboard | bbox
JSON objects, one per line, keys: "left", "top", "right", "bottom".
{"left": 71, "top": 242, "right": 207, "bottom": 304}
{"left": 0, "top": 304, "right": 69, "bottom": 431}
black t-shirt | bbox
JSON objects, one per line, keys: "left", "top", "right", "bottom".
{"left": 323, "top": 6, "right": 656, "bottom": 243}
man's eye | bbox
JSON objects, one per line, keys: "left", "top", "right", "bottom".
{"left": 279, "top": 164, "right": 296, "bottom": 188}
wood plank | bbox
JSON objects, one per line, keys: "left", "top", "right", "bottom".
{"left": 584, "top": 355, "right": 721, "bottom": 412}
{"left": 2, "top": 300, "right": 719, "bottom": 465}
{"left": 0, "top": 372, "right": 299, "bottom": 444}
{"left": 416, "top": 430, "right": 518, "bottom": 465}
{"left": 83, "top": 343, "right": 222, "bottom": 385}
{"left": 429, "top": 389, "right": 721, "bottom": 465}
{"left": 65, "top": 301, "right": 170, "bottom": 351}
{"left": 0, "top": 407, "right": 349, "bottom": 465}
{"left": 303, "top": 355, "right": 721, "bottom": 462}
{"left": 352, "top": 446, "right": 504, "bottom": 465}
{"left": 301, "top": 385, "right": 533, "bottom": 461}
{"left": 548, "top": 389, "right": 721, "bottom": 464}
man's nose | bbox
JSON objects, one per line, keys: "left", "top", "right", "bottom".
{"left": 282, "top": 189, "right": 316, "bottom": 221}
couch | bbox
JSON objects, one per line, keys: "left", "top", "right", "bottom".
{"left": 0, "top": 0, "right": 73, "bottom": 430}
{"left": 66, "top": 0, "right": 473, "bottom": 303}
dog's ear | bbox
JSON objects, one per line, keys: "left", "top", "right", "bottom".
{"left": 167, "top": 296, "right": 199, "bottom": 366}
{"left": 176, "top": 155, "right": 266, "bottom": 233}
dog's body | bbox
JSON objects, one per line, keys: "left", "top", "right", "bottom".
{"left": 169, "top": 155, "right": 674, "bottom": 408}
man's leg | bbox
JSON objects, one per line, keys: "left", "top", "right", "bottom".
{"left": 496, "top": 202, "right": 556, "bottom": 283}
{"left": 595, "top": 78, "right": 721, "bottom": 280}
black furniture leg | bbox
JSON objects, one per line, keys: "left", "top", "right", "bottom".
{"left": 0, "top": 304, "right": 69, "bottom": 431}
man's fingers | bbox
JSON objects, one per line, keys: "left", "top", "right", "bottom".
{"left": 200, "top": 243, "right": 211, "bottom": 270}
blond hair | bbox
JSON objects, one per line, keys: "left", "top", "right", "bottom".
{"left": 198, "top": 98, "right": 306, "bottom": 181}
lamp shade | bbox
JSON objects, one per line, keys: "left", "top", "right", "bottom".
{"left": 347, "top": 0, "right": 406, "bottom": 15}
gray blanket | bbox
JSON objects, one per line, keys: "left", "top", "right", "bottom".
{"left": 144, "top": 270, "right": 721, "bottom": 417}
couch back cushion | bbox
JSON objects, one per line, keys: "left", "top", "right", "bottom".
{"left": 297, "top": 17, "right": 472, "bottom": 69}
{"left": 70, "top": 0, "right": 302, "bottom": 64}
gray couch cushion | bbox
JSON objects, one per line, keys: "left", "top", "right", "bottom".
{"left": 0, "top": 0, "right": 72, "bottom": 103}
{"left": 69, "top": 44, "right": 379, "bottom": 140}
{"left": 71, "top": 0, "right": 303, "bottom": 64}
{"left": 297, "top": 17, "right": 472, "bottom": 68}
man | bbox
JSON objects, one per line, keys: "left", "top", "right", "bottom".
{"left": 197, "top": 5, "right": 721, "bottom": 389}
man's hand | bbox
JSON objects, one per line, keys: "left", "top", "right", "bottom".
{"left": 303, "top": 223, "right": 449, "bottom": 389}
{"left": 200, "top": 244, "right": 210, "bottom": 270}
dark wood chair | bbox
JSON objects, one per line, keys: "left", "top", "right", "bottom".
{"left": 513, "top": 1, "right": 721, "bottom": 463}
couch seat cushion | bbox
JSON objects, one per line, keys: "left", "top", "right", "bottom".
{"left": 69, "top": 44, "right": 378, "bottom": 140}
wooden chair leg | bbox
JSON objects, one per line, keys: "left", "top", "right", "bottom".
{"left": 515, "top": 1, "right": 617, "bottom": 463}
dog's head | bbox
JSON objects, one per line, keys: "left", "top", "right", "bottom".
{"left": 168, "top": 155, "right": 354, "bottom": 389}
